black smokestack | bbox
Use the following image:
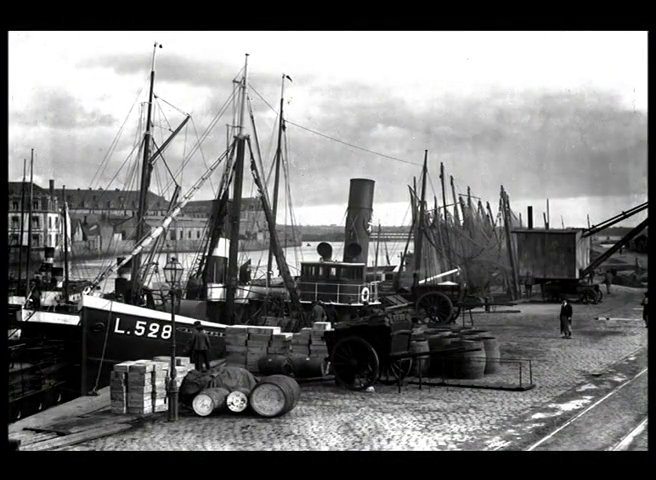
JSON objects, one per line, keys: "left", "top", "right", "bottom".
{"left": 49, "top": 179, "right": 55, "bottom": 201}
{"left": 527, "top": 206, "right": 533, "bottom": 229}
{"left": 343, "top": 178, "right": 375, "bottom": 264}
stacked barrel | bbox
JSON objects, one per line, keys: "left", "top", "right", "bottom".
{"left": 415, "top": 328, "right": 501, "bottom": 380}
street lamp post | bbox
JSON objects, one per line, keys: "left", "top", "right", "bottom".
{"left": 164, "top": 256, "right": 184, "bottom": 422}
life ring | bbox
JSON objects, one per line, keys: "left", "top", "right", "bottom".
{"left": 361, "top": 287, "right": 370, "bottom": 303}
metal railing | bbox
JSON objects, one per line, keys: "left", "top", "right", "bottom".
{"left": 298, "top": 281, "right": 380, "bottom": 304}
{"left": 391, "top": 350, "right": 535, "bottom": 391}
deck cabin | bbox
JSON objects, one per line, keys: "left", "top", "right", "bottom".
{"left": 298, "top": 261, "right": 380, "bottom": 305}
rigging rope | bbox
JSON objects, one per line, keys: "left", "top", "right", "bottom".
{"left": 88, "top": 77, "right": 148, "bottom": 191}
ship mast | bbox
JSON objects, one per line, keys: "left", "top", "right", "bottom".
{"left": 413, "top": 150, "right": 428, "bottom": 285}
{"left": 18, "top": 158, "right": 27, "bottom": 293}
{"left": 266, "top": 73, "right": 289, "bottom": 285}
{"left": 130, "top": 42, "right": 160, "bottom": 303}
{"left": 62, "top": 185, "right": 69, "bottom": 300}
{"left": 225, "top": 54, "right": 249, "bottom": 324}
{"left": 25, "top": 149, "right": 34, "bottom": 295}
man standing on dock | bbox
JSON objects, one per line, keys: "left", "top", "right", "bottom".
{"left": 641, "top": 292, "right": 648, "bottom": 328}
{"left": 188, "top": 321, "right": 211, "bottom": 372}
{"left": 560, "top": 299, "right": 573, "bottom": 339}
{"left": 604, "top": 271, "right": 613, "bottom": 295}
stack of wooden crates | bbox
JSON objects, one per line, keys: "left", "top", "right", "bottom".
{"left": 246, "top": 326, "right": 282, "bottom": 372}
{"left": 110, "top": 357, "right": 191, "bottom": 415}
{"left": 309, "top": 322, "right": 331, "bottom": 359}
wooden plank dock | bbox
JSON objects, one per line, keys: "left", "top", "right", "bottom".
{"left": 8, "top": 386, "right": 138, "bottom": 451}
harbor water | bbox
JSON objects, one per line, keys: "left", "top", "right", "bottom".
{"left": 68, "top": 241, "right": 407, "bottom": 293}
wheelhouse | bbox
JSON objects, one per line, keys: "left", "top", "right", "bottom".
{"left": 298, "top": 261, "right": 380, "bottom": 305}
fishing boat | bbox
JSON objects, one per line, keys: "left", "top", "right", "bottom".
{"left": 75, "top": 49, "right": 329, "bottom": 391}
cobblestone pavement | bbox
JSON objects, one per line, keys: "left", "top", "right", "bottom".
{"left": 65, "top": 286, "right": 648, "bottom": 451}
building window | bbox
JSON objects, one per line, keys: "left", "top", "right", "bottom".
{"left": 55, "top": 217, "right": 59, "bottom": 228}
{"left": 121, "top": 231, "right": 127, "bottom": 240}
{"left": 12, "top": 200, "right": 19, "bottom": 210}
{"left": 11, "top": 216, "right": 19, "bottom": 229}
{"left": 32, "top": 234, "right": 40, "bottom": 246}
{"left": 170, "top": 230, "right": 176, "bottom": 241}
{"left": 188, "top": 230, "right": 192, "bottom": 239}
{"left": 196, "top": 230, "right": 201, "bottom": 239}
{"left": 179, "top": 230, "right": 183, "bottom": 240}
{"left": 10, "top": 234, "right": 19, "bottom": 245}
{"left": 56, "top": 234, "right": 61, "bottom": 245}
{"left": 33, "top": 200, "right": 39, "bottom": 210}
{"left": 32, "top": 216, "right": 40, "bottom": 229}
{"left": 49, "top": 217, "right": 53, "bottom": 229}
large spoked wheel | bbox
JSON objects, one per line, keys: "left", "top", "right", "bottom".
{"left": 378, "top": 358, "right": 413, "bottom": 385}
{"left": 416, "top": 292, "right": 454, "bottom": 325}
{"left": 579, "top": 288, "right": 597, "bottom": 305}
{"left": 331, "top": 336, "right": 380, "bottom": 391}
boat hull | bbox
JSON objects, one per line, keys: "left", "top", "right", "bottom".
{"left": 80, "top": 295, "right": 226, "bottom": 392}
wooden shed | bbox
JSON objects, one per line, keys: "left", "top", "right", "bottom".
{"left": 513, "top": 228, "right": 590, "bottom": 280}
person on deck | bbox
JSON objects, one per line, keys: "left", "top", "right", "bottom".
{"left": 188, "top": 321, "right": 211, "bottom": 371}
{"left": 311, "top": 300, "right": 327, "bottom": 323}
{"left": 560, "top": 299, "right": 573, "bottom": 339}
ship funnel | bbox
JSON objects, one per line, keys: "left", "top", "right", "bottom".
{"left": 343, "top": 178, "right": 375, "bottom": 263}
{"left": 317, "top": 242, "right": 333, "bottom": 261}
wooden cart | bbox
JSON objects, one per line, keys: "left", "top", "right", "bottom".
{"left": 324, "top": 313, "right": 414, "bottom": 391}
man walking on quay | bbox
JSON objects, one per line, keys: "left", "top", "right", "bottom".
{"left": 560, "top": 299, "right": 573, "bottom": 339}
{"left": 603, "top": 271, "right": 613, "bottom": 295}
{"left": 188, "top": 321, "right": 211, "bottom": 371}
{"left": 641, "top": 292, "right": 648, "bottom": 328}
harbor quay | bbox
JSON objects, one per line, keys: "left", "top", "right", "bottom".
{"left": 9, "top": 285, "right": 647, "bottom": 451}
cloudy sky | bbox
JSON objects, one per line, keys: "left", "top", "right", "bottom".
{"left": 8, "top": 31, "right": 647, "bottom": 227}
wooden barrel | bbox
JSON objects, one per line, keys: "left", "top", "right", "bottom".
{"left": 192, "top": 387, "right": 230, "bottom": 416}
{"left": 257, "top": 355, "right": 293, "bottom": 376}
{"left": 424, "top": 327, "right": 452, "bottom": 335}
{"left": 427, "top": 334, "right": 453, "bottom": 377}
{"left": 226, "top": 387, "right": 250, "bottom": 413}
{"left": 410, "top": 339, "right": 430, "bottom": 376}
{"left": 250, "top": 375, "right": 300, "bottom": 417}
{"left": 289, "top": 355, "right": 329, "bottom": 378}
{"left": 427, "top": 332, "right": 453, "bottom": 351}
{"left": 472, "top": 335, "right": 500, "bottom": 374}
{"left": 447, "top": 340, "right": 486, "bottom": 379}
{"left": 460, "top": 329, "right": 490, "bottom": 338}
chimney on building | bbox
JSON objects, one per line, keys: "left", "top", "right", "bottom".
{"left": 49, "top": 179, "right": 55, "bottom": 201}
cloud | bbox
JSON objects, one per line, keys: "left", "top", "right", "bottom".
{"left": 10, "top": 88, "right": 116, "bottom": 129}
{"left": 79, "top": 53, "right": 290, "bottom": 92}
{"left": 279, "top": 86, "right": 647, "bottom": 207}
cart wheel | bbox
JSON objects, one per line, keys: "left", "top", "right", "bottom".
{"left": 379, "top": 358, "right": 413, "bottom": 385}
{"left": 416, "top": 292, "right": 454, "bottom": 324}
{"left": 580, "top": 288, "right": 596, "bottom": 304}
{"left": 331, "top": 336, "right": 380, "bottom": 391}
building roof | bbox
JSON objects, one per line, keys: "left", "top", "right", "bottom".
{"left": 52, "top": 188, "right": 169, "bottom": 210}
{"left": 182, "top": 197, "right": 262, "bottom": 214}
{"left": 8, "top": 181, "right": 51, "bottom": 197}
